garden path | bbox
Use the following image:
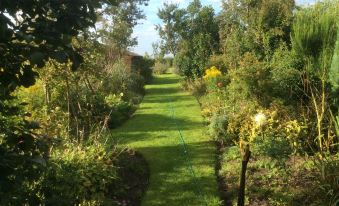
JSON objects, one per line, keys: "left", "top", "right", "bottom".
{"left": 113, "top": 73, "right": 220, "bottom": 205}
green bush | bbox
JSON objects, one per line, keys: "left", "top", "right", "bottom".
{"left": 43, "top": 142, "right": 117, "bottom": 205}
{"left": 208, "top": 114, "right": 234, "bottom": 145}
{"left": 208, "top": 55, "right": 228, "bottom": 73}
{"left": 252, "top": 135, "right": 292, "bottom": 162}
{"left": 135, "top": 56, "right": 154, "bottom": 83}
{"left": 0, "top": 97, "right": 49, "bottom": 206}
{"left": 182, "top": 79, "right": 207, "bottom": 98}
{"left": 105, "top": 94, "right": 134, "bottom": 129}
{"left": 153, "top": 60, "right": 169, "bottom": 74}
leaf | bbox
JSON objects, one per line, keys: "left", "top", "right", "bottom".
{"left": 31, "top": 156, "right": 47, "bottom": 166}
{"left": 29, "top": 52, "right": 46, "bottom": 68}
{"left": 52, "top": 51, "right": 69, "bottom": 63}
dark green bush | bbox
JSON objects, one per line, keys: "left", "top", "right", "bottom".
{"left": 0, "top": 98, "right": 49, "bottom": 206}
{"left": 135, "top": 56, "right": 154, "bottom": 83}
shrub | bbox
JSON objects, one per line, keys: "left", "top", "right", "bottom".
{"left": 252, "top": 135, "right": 292, "bottom": 162}
{"left": 43, "top": 141, "right": 117, "bottom": 205}
{"left": 105, "top": 94, "right": 133, "bottom": 129}
{"left": 182, "top": 78, "right": 207, "bottom": 98}
{"left": 208, "top": 55, "right": 228, "bottom": 73}
{"left": 208, "top": 114, "right": 235, "bottom": 145}
{"left": 153, "top": 60, "right": 169, "bottom": 74}
{"left": 135, "top": 56, "right": 154, "bottom": 83}
{"left": 103, "top": 60, "right": 145, "bottom": 102}
{"left": 0, "top": 97, "right": 50, "bottom": 206}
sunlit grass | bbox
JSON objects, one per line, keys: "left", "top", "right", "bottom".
{"left": 111, "top": 73, "right": 221, "bottom": 205}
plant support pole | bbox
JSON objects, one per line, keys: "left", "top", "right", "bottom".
{"left": 238, "top": 143, "right": 251, "bottom": 206}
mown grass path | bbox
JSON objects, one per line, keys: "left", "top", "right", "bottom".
{"left": 112, "top": 74, "right": 220, "bottom": 205}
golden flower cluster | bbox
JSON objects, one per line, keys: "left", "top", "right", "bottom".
{"left": 203, "top": 66, "right": 221, "bottom": 79}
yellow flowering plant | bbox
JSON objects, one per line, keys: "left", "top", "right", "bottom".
{"left": 203, "top": 66, "right": 222, "bottom": 79}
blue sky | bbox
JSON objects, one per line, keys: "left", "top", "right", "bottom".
{"left": 131, "top": 0, "right": 317, "bottom": 55}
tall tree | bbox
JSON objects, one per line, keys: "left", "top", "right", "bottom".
{"left": 219, "top": 0, "right": 295, "bottom": 63}
{"left": 100, "top": 0, "right": 148, "bottom": 56}
{"left": 156, "top": 3, "right": 183, "bottom": 56}
{"left": 173, "top": 0, "right": 220, "bottom": 78}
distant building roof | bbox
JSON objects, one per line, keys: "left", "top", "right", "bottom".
{"left": 125, "top": 51, "right": 142, "bottom": 57}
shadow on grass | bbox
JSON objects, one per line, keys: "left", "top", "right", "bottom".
{"left": 134, "top": 142, "right": 217, "bottom": 205}
{"left": 146, "top": 87, "right": 179, "bottom": 96}
{"left": 150, "top": 76, "right": 180, "bottom": 85}
{"left": 143, "top": 95, "right": 192, "bottom": 104}
{"left": 114, "top": 113, "right": 201, "bottom": 139}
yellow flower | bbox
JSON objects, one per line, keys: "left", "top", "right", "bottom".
{"left": 203, "top": 66, "right": 222, "bottom": 79}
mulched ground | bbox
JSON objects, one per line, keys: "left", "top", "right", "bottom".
{"left": 110, "top": 149, "right": 150, "bottom": 206}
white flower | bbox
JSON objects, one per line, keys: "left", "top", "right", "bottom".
{"left": 254, "top": 112, "right": 267, "bottom": 127}
{"left": 120, "top": 92, "right": 124, "bottom": 97}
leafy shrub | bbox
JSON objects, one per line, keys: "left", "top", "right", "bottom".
{"left": 153, "top": 60, "right": 169, "bottom": 74}
{"left": 135, "top": 56, "right": 154, "bottom": 83}
{"left": 0, "top": 97, "right": 49, "bottom": 206}
{"left": 208, "top": 55, "right": 228, "bottom": 73}
{"left": 252, "top": 135, "right": 292, "bottom": 162}
{"left": 208, "top": 114, "right": 235, "bottom": 145}
{"left": 105, "top": 94, "right": 133, "bottom": 129}
{"left": 125, "top": 72, "right": 145, "bottom": 103}
{"left": 43, "top": 142, "right": 117, "bottom": 205}
{"left": 182, "top": 78, "right": 207, "bottom": 98}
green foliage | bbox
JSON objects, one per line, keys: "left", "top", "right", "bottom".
{"left": 99, "top": 0, "right": 148, "bottom": 54}
{"left": 0, "top": 97, "right": 49, "bottom": 205}
{"left": 0, "top": 0, "right": 118, "bottom": 95}
{"left": 156, "top": 3, "right": 182, "bottom": 55}
{"left": 1, "top": 0, "right": 150, "bottom": 203}
{"left": 105, "top": 94, "right": 133, "bottom": 129}
{"left": 43, "top": 141, "right": 117, "bottom": 205}
{"left": 208, "top": 55, "right": 229, "bottom": 73}
{"left": 0, "top": 1, "right": 124, "bottom": 203}
{"left": 313, "top": 154, "right": 339, "bottom": 206}
{"left": 157, "top": 0, "right": 219, "bottom": 79}
{"left": 182, "top": 78, "right": 206, "bottom": 98}
{"left": 329, "top": 26, "right": 339, "bottom": 98}
{"left": 291, "top": 1, "right": 338, "bottom": 153}
{"left": 252, "top": 135, "right": 292, "bottom": 162}
{"left": 292, "top": 1, "right": 338, "bottom": 73}
{"left": 219, "top": 0, "right": 295, "bottom": 63}
{"left": 270, "top": 44, "right": 305, "bottom": 101}
{"left": 153, "top": 60, "right": 169, "bottom": 75}
{"left": 192, "top": 0, "right": 339, "bottom": 205}
{"left": 136, "top": 55, "right": 154, "bottom": 83}
{"left": 208, "top": 114, "right": 232, "bottom": 145}
{"left": 104, "top": 60, "right": 145, "bottom": 103}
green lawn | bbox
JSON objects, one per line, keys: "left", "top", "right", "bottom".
{"left": 111, "top": 73, "right": 221, "bottom": 205}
